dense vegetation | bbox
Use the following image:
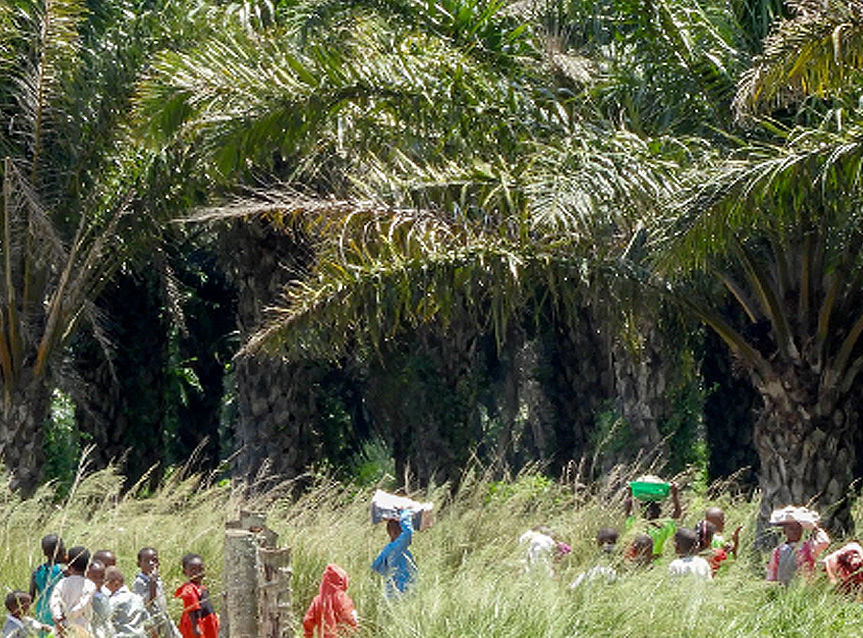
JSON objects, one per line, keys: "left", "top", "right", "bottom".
{"left": 2, "top": 0, "right": 863, "bottom": 538}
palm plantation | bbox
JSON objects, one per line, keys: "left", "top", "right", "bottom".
{"left": 0, "top": 0, "right": 861, "bottom": 540}
{"left": 131, "top": 0, "right": 863, "bottom": 530}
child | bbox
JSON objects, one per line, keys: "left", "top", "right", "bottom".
{"left": 624, "top": 479, "right": 682, "bottom": 558}
{"left": 132, "top": 547, "right": 178, "bottom": 638}
{"left": 695, "top": 507, "right": 741, "bottom": 559}
{"left": 668, "top": 528, "right": 712, "bottom": 580}
{"left": 696, "top": 522, "right": 729, "bottom": 575}
{"left": 824, "top": 542, "right": 863, "bottom": 598}
{"left": 302, "top": 564, "right": 358, "bottom": 638}
{"left": 86, "top": 560, "right": 113, "bottom": 638}
{"left": 49, "top": 546, "right": 96, "bottom": 636}
{"left": 766, "top": 505, "right": 830, "bottom": 586}
{"left": 3, "top": 592, "right": 50, "bottom": 638}
{"left": 371, "top": 510, "right": 417, "bottom": 597}
{"left": 570, "top": 527, "right": 619, "bottom": 588}
{"left": 93, "top": 551, "right": 116, "bottom": 569}
{"left": 174, "top": 554, "right": 219, "bottom": 638}
{"left": 104, "top": 567, "right": 150, "bottom": 638}
{"left": 29, "top": 534, "right": 65, "bottom": 630}
{"left": 518, "top": 526, "right": 571, "bottom": 578}
{"left": 624, "top": 534, "right": 655, "bottom": 567}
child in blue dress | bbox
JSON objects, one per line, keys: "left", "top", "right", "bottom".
{"left": 28, "top": 534, "right": 65, "bottom": 631}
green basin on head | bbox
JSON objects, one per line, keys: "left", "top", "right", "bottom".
{"left": 630, "top": 480, "right": 670, "bottom": 502}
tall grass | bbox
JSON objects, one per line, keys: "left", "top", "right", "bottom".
{"left": 3, "top": 461, "right": 863, "bottom": 636}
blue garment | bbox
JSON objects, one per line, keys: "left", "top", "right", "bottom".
{"left": 371, "top": 510, "right": 416, "bottom": 597}
{"left": 31, "top": 564, "right": 63, "bottom": 626}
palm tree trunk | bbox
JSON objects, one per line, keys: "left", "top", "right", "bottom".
{"left": 0, "top": 380, "right": 50, "bottom": 493}
{"left": 609, "top": 322, "right": 669, "bottom": 465}
{"left": 753, "top": 369, "right": 855, "bottom": 535}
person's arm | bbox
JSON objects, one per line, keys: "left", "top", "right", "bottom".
{"left": 301, "top": 599, "right": 318, "bottom": 638}
{"left": 29, "top": 568, "right": 38, "bottom": 600}
{"left": 336, "top": 593, "right": 358, "bottom": 630}
{"left": 392, "top": 509, "right": 414, "bottom": 552}
{"left": 810, "top": 526, "right": 830, "bottom": 558}
{"left": 765, "top": 547, "right": 779, "bottom": 582}
{"left": 624, "top": 484, "right": 633, "bottom": 517}
{"left": 372, "top": 510, "right": 414, "bottom": 574}
{"left": 729, "top": 525, "right": 742, "bottom": 559}
{"left": 49, "top": 580, "right": 64, "bottom": 624}
{"left": 670, "top": 482, "right": 682, "bottom": 519}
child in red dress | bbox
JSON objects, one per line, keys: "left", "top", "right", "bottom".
{"left": 174, "top": 554, "right": 219, "bottom": 638}
{"left": 302, "top": 564, "right": 358, "bottom": 638}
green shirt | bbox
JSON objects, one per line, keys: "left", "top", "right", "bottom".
{"left": 626, "top": 516, "right": 677, "bottom": 556}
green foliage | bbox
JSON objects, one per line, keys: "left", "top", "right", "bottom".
{"left": 486, "top": 471, "right": 556, "bottom": 504}
{"left": 588, "top": 401, "right": 632, "bottom": 459}
{"left": 347, "top": 435, "right": 396, "bottom": 487}
{"left": 42, "top": 389, "right": 87, "bottom": 495}
{"left": 658, "top": 376, "right": 708, "bottom": 477}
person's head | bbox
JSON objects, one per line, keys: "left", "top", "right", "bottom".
{"left": 93, "top": 549, "right": 116, "bottom": 568}
{"left": 705, "top": 507, "right": 725, "bottom": 533}
{"left": 4, "top": 591, "right": 30, "bottom": 618}
{"left": 86, "top": 560, "right": 106, "bottom": 589}
{"left": 182, "top": 553, "right": 205, "bottom": 584}
{"left": 644, "top": 501, "right": 662, "bottom": 520}
{"left": 104, "top": 566, "right": 124, "bottom": 594}
{"left": 597, "top": 527, "right": 619, "bottom": 553}
{"left": 696, "top": 520, "right": 717, "bottom": 551}
{"left": 67, "top": 547, "right": 90, "bottom": 575}
{"left": 674, "top": 528, "right": 699, "bottom": 557}
{"left": 838, "top": 547, "right": 863, "bottom": 573}
{"left": 780, "top": 521, "right": 803, "bottom": 543}
{"left": 137, "top": 547, "right": 159, "bottom": 575}
{"left": 41, "top": 534, "right": 65, "bottom": 564}
{"left": 627, "top": 534, "right": 654, "bottom": 565}
{"left": 320, "top": 564, "right": 350, "bottom": 594}
{"left": 386, "top": 519, "right": 401, "bottom": 542}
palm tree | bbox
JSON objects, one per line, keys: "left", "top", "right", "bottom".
{"left": 138, "top": 0, "right": 751, "bottom": 481}
{"left": 734, "top": 0, "right": 863, "bottom": 116}
{"left": 651, "top": 0, "right": 863, "bottom": 531}
{"left": 0, "top": 0, "right": 201, "bottom": 490}
{"left": 655, "top": 120, "right": 863, "bottom": 532}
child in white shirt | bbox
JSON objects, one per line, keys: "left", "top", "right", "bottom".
{"left": 50, "top": 546, "right": 97, "bottom": 635}
{"left": 668, "top": 528, "right": 712, "bottom": 581}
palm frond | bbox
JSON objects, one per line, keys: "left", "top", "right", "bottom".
{"left": 734, "top": 0, "right": 863, "bottom": 116}
{"left": 4, "top": 0, "right": 88, "bottom": 180}
{"left": 654, "top": 120, "right": 863, "bottom": 274}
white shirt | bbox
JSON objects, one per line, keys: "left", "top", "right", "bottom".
{"left": 2, "top": 615, "right": 42, "bottom": 638}
{"left": 109, "top": 586, "right": 150, "bottom": 638}
{"left": 668, "top": 555, "right": 712, "bottom": 580}
{"left": 49, "top": 574, "right": 97, "bottom": 629}
{"left": 519, "top": 530, "right": 557, "bottom": 576}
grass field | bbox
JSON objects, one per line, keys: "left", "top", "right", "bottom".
{"left": 3, "top": 460, "right": 863, "bottom": 637}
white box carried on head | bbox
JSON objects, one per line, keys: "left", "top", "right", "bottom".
{"left": 370, "top": 489, "right": 434, "bottom": 531}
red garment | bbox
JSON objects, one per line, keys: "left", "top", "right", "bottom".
{"left": 174, "top": 581, "right": 219, "bottom": 638}
{"left": 824, "top": 542, "right": 863, "bottom": 597}
{"left": 302, "top": 564, "right": 358, "bottom": 638}
{"left": 707, "top": 547, "right": 728, "bottom": 575}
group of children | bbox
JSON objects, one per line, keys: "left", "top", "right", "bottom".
{"left": 515, "top": 476, "right": 863, "bottom": 600}
{"left": 13, "top": 484, "right": 862, "bottom": 638}
{"left": 3, "top": 536, "right": 219, "bottom": 638}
